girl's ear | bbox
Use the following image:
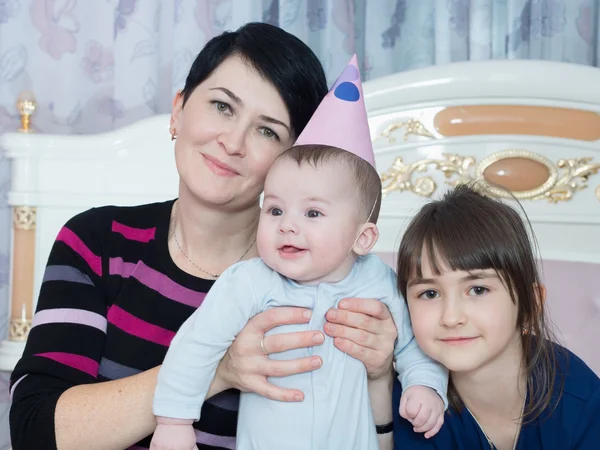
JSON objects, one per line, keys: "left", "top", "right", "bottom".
{"left": 535, "top": 283, "right": 547, "bottom": 306}
{"left": 352, "top": 223, "right": 379, "bottom": 256}
{"left": 524, "top": 283, "right": 547, "bottom": 334}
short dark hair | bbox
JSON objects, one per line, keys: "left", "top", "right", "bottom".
{"left": 396, "top": 183, "right": 564, "bottom": 423}
{"left": 279, "top": 144, "right": 382, "bottom": 224}
{"left": 181, "top": 22, "right": 328, "bottom": 138}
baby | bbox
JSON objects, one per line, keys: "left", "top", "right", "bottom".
{"left": 151, "top": 144, "right": 448, "bottom": 449}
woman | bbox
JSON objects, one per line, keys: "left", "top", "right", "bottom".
{"left": 392, "top": 185, "right": 600, "bottom": 449}
{"left": 9, "top": 23, "right": 398, "bottom": 450}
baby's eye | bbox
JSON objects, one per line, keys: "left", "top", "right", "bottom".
{"left": 419, "top": 290, "right": 439, "bottom": 300}
{"left": 468, "top": 286, "right": 489, "bottom": 296}
{"left": 269, "top": 207, "right": 283, "bottom": 216}
{"left": 306, "top": 210, "right": 322, "bottom": 218}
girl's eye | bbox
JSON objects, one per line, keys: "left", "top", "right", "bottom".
{"left": 269, "top": 207, "right": 282, "bottom": 216}
{"left": 419, "top": 290, "right": 439, "bottom": 300}
{"left": 306, "top": 210, "right": 322, "bottom": 218}
{"left": 259, "top": 127, "right": 279, "bottom": 141}
{"left": 468, "top": 286, "right": 489, "bottom": 296}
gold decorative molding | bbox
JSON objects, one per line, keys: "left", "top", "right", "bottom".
{"left": 9, "top": 318, "right": 32, "bottom": 342}
{"left": 13, "top": 206, "right": 37, "bottom": 231}
{"left": 380, "top": 151, "right": 600, "bottom": 203}
{"left": 537, "top": 157, "right": 600, "bottom": 203}
{"left": 381, "top": 154, "right": 474, "bottom": 197}
{"left": 376, "top": 118, "right": 436, "bottom": 144}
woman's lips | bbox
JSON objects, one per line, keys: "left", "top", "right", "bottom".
{"left": 202, "top": 154, "right": 239, "bottom": 176}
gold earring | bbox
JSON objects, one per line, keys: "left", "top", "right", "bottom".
{"left": 170, "top": 129, "right": 177, "bottom": 141}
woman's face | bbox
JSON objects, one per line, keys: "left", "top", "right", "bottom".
{"left": 170, "top": 55, "right": 294, "bottom": 210}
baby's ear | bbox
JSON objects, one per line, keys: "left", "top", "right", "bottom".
{"left": 352, "top": 223, "right": 379, "bottom": 256}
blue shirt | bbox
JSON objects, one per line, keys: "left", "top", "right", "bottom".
{"left": 393, "top": 343, "right": 600, "bottom": 449}
{"left": 154, "top": 254, "right": 448, "bottom": 450}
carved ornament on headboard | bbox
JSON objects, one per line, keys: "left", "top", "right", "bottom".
{"left": 380, "top": 150, "right": 600, "bottom": 203}
{"left": 375, "top": 118, "right": 436, "bottom": 143}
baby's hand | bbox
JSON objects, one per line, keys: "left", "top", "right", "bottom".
{"left": 399, "top": 385, "right": 445, "bottom": 439}
{"left": 150, "top": 423, "right": 197, "bottom": 450}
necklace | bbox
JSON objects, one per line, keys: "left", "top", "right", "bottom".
{"left": 466, "top": 395, "right": 526, "bottom": 450}
{"left": 171, "top": 201, "right": 256, "bottom": 278}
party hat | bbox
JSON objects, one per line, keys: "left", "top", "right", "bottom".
{"left": 295, "top": 54, "right": 375, "bottom": 168}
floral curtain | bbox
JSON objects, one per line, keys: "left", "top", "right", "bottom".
{"left": 0, "top": 1, "right": 596, "bottom": 446}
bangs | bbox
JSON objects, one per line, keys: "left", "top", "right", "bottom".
{"left": 396, "top": 186, "right": 538, "bottom": 299}
{"left": 409, "top": 206, "right": 507, "bottom": 279}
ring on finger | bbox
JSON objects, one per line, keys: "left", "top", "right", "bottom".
{"left": 260, "top": 337, "right": 268, "bottom": 355}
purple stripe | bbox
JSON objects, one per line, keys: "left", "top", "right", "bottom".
{"left": 109, "top": 258, "right": 206, "bottom": 308}
{"left": 195, "top": 430, "right": 236, "bottom": 449}
{"left": 98, "top": 357, "right": 142, "bottom": 380}
{"left": 10, "top": 375, "right": 27, "bottom": 399}
{"left": 32, "top": 308, "right": 107, "bottom": 333}
{"left": 43, "top": 265, "right": 94, "bottom": 285}
{"left": 206, "top": 390, "right": 239, "bottom": 411}
{"left": 109, "top": 257, "right": 137, "bottom": 278}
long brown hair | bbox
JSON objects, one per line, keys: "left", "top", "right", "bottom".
{"left": 396, "top": 183, "right": 565, "bottom": 422}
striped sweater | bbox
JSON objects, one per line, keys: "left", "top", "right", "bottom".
{"left": 9, "top": 200, "right": 239, "bottom": 449}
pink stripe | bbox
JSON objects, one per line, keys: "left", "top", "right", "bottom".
{"left": 35, "top": 352, "right": 99, "bottom": 377}
{"left": 107, "top": 304, "right": 176, "bottom": 347}
{"left": 109, "top": 258, "right": 206, "bottom": 308}
{"left": 57, "top": 227, "right": 102, "bottom": 276}
{"left": 111, "top": 221, "right": 156, "bottom": 243}
{"left": 10, "top": 375, "right": 27, "bottom": 399}
{"left": 127, "top": 446, "right": 147, "bottom": 450}
{"left": 32, "top": 308, "right": 107, "bottom": 333}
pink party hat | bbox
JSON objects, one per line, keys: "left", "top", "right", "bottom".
{"left": 295, "top": 54, "right": 375, "bottom": 168}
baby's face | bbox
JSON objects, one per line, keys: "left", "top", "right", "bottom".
{"left": 257, "top": 157, "right": 364, "bottom": 284}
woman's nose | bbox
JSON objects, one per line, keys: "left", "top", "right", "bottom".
{"left": 218, "top": 125, "right": 246, "bottom": 156}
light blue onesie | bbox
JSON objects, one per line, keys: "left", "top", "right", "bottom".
{"left": 154, "top": 253, "right": 448, "bottom": 450}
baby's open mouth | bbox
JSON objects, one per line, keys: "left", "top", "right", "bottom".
{"left": 279, "top": 245, "right": 306, "bottom": 254}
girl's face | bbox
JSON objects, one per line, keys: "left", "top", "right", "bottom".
{"left": 405, "top": 247, "right": 522, "bottom": 377}
{"left": 170, "top": 55, "right": 295, "bottom": 210}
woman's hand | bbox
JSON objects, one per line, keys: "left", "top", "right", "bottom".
{"left": 213, "top": 307, "right": 324, "bottom": 402}
{"left": 324, "top": 298, "right": 397, "bottom": 380}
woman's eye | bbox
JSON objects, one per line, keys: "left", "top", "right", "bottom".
{"left": 306, "top": 210, "right": 322, "bottom": 218}
{"left": 468, "top": 286, "right": 489, "bottom": 296}
{"left": 213, "top": 101, "right": 230, "bottom": 113}
{"left": 259, "top": 127, "right": 279, "bottom": 141}
{"left": 419, "top": 290, "right": 439, "bottom": 300}
{"left": 269, "top": 207, "right": 282, "bottom": 216}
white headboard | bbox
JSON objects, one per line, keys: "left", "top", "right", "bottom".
{"left": 1, "top": 59, "right": 600, "bottom": 372}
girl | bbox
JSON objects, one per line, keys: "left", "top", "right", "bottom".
{"left": 392, "top": 184, "right": 600, "bottom": 449}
